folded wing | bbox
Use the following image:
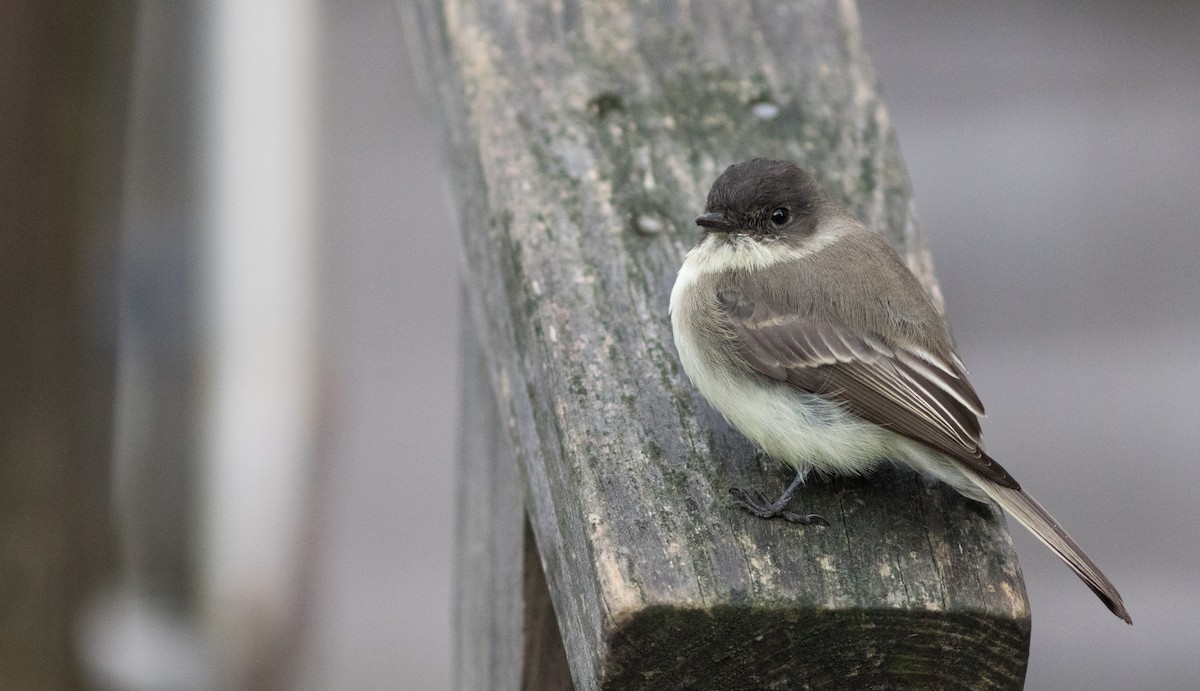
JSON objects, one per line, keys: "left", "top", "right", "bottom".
{"left": 717, "top": 289, "right": 1017, "bottom": 488}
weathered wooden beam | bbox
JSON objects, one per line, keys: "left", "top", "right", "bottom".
{"left": 409, "top": 1, "right": 1032, "bottom": 688}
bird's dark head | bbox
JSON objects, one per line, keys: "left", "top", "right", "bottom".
{"left": 695, "top": 159, "right": 828, "bottom": 238}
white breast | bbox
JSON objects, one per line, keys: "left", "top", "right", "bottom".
{"left": 669, "top": 235, "right": 894, "bottom": 478}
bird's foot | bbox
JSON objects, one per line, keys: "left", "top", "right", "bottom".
{"left": 729, "top": 487, "right": 828, "bottom": 526}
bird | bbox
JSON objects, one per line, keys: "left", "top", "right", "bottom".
{"left": 669, "top": 158, "right": 1130, "bottom": 623}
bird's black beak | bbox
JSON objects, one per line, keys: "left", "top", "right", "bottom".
{"left": 695, "top": 212, "right": 738, "bottom": 233}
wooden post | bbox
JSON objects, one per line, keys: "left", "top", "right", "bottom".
{"left": 0, "top": 1, "right": 136, "bottom": 687}
{"left": 405, "top": 1, "right": 1032, "bottom": 688}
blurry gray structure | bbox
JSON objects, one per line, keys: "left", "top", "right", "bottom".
{"left": 95, "top": 3, "right": 319, "bottom": 689}
{"left": 82, "top": 5, "right": 212, "bottom": 690}
{"left": 112, "top": 1, "right": 202, "bottom": 624}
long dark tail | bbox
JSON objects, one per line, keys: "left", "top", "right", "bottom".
{"left": 970, "top": 475, "right": 1131, "bottom": 624}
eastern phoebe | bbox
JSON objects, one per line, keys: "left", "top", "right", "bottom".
{"left": 670, "top": 158, "right": 1130, "bottom": 623}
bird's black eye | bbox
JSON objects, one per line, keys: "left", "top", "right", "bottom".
{"left": 770, "top": 207, "right": 789, "bottom": 226}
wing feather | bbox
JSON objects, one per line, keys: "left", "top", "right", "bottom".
{"left": 717, "top": 290, "right": 1017, "bottom": 488}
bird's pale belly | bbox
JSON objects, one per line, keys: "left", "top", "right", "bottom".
{"left": 672, "top": 309, "right": 892, "bottom": 478}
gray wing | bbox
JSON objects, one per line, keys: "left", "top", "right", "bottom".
{"left": 717, "top": 290, "right": 1018, "bottom": 488}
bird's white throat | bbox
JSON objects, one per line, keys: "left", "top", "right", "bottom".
{"left": 670, "top": 225, "right": 848, "bottom": 318}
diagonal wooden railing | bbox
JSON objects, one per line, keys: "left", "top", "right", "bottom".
{"left": 400, "top": 1, "right": 1031, "bottom": 688}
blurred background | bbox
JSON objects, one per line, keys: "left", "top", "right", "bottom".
{"left": 3, "top": 1, "right": 1197, "bottom": 689}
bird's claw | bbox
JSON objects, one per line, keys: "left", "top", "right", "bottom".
{"left": 729, "top": 486, "right": 827, "bottom": 526}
